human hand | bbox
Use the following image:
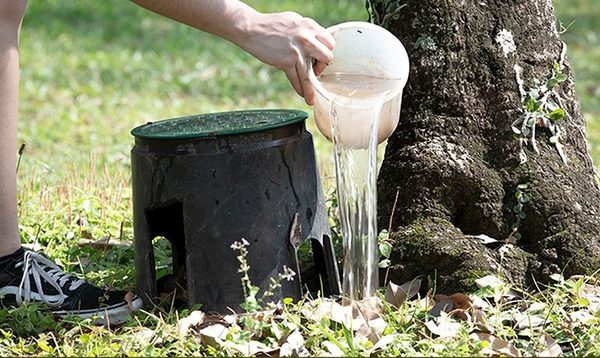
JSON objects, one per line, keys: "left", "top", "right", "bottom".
{"left": 239, "top": 11, "right": 335, "bottom": 105}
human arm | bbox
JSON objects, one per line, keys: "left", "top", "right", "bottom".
{"left": 130, "top": 0, "right": 335, "bottom": 105}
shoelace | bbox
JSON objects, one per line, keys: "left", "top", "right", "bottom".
{"left": 15, "top": 251, "right": 85, "bottom": 307}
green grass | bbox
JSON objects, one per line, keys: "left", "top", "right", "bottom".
{"left": 555, "top": 0, "right": 600, "bottom": 161}
{"left": 6, "top": 0, "right": 600, "bottom": 356}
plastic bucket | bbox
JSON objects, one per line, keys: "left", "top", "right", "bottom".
{"left": 308, "top": 21, "right": 409, "bottom": 148}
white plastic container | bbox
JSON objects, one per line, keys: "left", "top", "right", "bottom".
{"left": 309, "top": 21, "right": 410, "bottom": 149}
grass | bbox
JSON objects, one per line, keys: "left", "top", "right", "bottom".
{"left": 555, "top": 0, "right": 600, "bottom": 160}
{"left": 5, "top": 0, "right": 600, "bottom": 356}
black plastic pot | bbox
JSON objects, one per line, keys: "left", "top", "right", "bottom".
{"left": 130, "top": 109, "right": 340, "bottom": 313}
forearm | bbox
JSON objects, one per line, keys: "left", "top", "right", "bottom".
{"left": 130, "top": 0, "right": 257, "bottom": 47}
{"left": 131, "top": 0, "right": 335, "bottom": 105}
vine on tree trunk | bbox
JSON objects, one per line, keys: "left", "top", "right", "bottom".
{"left": 365, "top": 0, "right": 406, "bottom": 27}
{"left": 512, "top": 43, "right": 570, "bottom": 165}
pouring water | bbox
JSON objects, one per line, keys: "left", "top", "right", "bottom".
{"left": 309, "top": 22, "right": 409, "bottom": 302}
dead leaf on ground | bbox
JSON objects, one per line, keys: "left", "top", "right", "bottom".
{"left": 356, "top": 317, "right": 388, "bottom": 344}
{"left": 352, "top": 296, "right": 384, "bottom": 321}
{"left": 470, "top": 332, "right": 520, "bottom": 357}
{"left": 475, "top": 275, "right": 521, "bottom": 299}
{"left": 198, "top": 323, "right": 229, "bottom": 347}
{"left": 384, "top": 277, "right": 422, "bottom": 308}
{"left": 301, "top": 299, "right": 363, "bottom": 330}
{"left": 301, "top": 297, "right": 387, "bottom": 338}
{"left": 471, "top": 295, "right": 490, "bottom": 309}
{"left": 178, "top": 310, "right": 206, "bottom": 337}
{"left": 582, "top": 283, "right": 600, "bottom": 313}
{"left": 134, "top": 327, "right": 160, "bottom": 345}
{"left": 369, "top": 333, "right": 398, "bottom": 354}
{"left": 279, "top": 329, "right": 309, "bottom": 357}
{"left": 321, "top": 340, "right": 345, "bottom": 357}
{"left": 425, "top": 312, "right": 462, "bottom": 338}
{"left": 513, "top": 312, "right": 545, "bottom": 330}
{"left": 430, "top": 293, "right": 475, "bottom": 322}
{"left": 227, "top": 340, "right": 272, "bottom": 356}
{"left": 537, "top": 334, "right": 562, "bottom": 357}
{"left": 569, "top": 309, "right": 594, "bottom": 325}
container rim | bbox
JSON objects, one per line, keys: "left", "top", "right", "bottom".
{"left": 131, "top": 109, "right": 308, "bottom": 140}
{"left": 307, "top": 21, "right": 409, "bottom": 105}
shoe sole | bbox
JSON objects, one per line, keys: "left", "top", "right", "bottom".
{"left": 53, "top": 295, "right": 145, "bottom": 325}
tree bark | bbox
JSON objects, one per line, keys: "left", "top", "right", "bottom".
{"left": 374, "top": 0, "right": 600, "bottom": 291}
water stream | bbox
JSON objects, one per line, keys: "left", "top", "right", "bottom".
{"left": 320, "top": 73, "right": 401, "bottom": 301}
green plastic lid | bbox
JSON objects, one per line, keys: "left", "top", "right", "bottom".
{"left": 131, "top": 109, "right": 308, "bottom": 140}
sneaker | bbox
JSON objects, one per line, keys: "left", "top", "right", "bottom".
{"left": 0, "top": 248, "right": 143, "bottom": 325}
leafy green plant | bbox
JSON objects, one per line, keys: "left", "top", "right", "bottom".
{"left": 230, "top": 239, "right": 296, "bottom": 313}
{"left": 365, "top": 0, "right": 406, "bottom": 27}
{"left": 513, "top": 60, "right": 570, "bottom": 164}
{"left": 509, "top": 183, "right": 530, "bottom": 241}
{"left": 378, "top": 229, "right": 393, "bottom": 268}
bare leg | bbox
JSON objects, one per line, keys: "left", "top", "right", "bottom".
{"left": 0, "top": 2, "right": 144, "bottom": 323}
{"left": 0, "top": 0, "right": 27, "bottom": 257}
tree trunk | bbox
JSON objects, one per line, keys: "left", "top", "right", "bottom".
{"left": 373, "top": 0, "right": 600, "bottom": 291}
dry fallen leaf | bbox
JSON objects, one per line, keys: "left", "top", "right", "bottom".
{"left": 198, "top": 323, "right": 229, "bottom": 347}
{"left": 430, "top": 294, "right": 454, "bottom": 318}
{"left": 476, "top": 275, "right": 504, "bottom": 288}
{"left": 582, "top": 283, "right": 600, "bottom": 313}
{"left": 537, "top": 334, "right": 562, "bottom": 357}
{"left": 384, "top": 277, "right": 422, "bottom": 308}
{"left": 279, "top": 329, "right": 309, "bottom": 357}
{"left": 513, "top": 312, "right": 545, "bottom": 330}
{"left": 425, "top": 312, "right": 462, "bottom": 338}
{"left": 471, "top": 295, "right": 491, "bottom": 310}
{"left": 22, "top": 242, "right": 43, "bottom": 251}
{"left": 227, "top": 340, "right": 271, "bottom": 356}
{"left": 475, "top": 275, "right": 521, "bottom": 299}
{"left": 356, "top": 317, "right": 388, "bottom": 344}
{"left": 134, "top": 327, "right": 159, "bottom": 345}
{"left": 569, "top": 309, "right": 594, "bottom": 325}
{"left": 301, "top": 299, "right": 363, "bottom": 330}
{"left": 322, "top": 340, "right": 345, "bottom": 357}
{"left": 470, "top": 332, "right": 520, "bottom": 357}
{"left": 178, "top": 310, "right": 206, "bottom": 337}
{"left": 369, "top": 333, "right": 398, "bottom": 353}
{"left": 352, "top": 296, "right": 384, "bottom": 321}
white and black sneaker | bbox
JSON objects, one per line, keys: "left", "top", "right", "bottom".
{"left": 0, "top": 248, "right": 143, "bottom": 325}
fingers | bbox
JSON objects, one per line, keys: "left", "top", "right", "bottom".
{"left": 271, "top": 15, "right": 335, "bottom": 105}
{"left": 294, "top": 20, "right": 334, "bottom": 104}
{"left": 300, "top": 18, "right": 335, "bottom": 66}
{"left": 312, "top": 60, "right": 328, "bottom": 77}
{"left": 316, "top": 31, "right": 335, "bottom": 51}
{"left": 304, "top": 17, "right": 335, "bottom": 50}
{"left": 284, "top": 66, "right": 304, "bottom": 99}
{"left": 300, "top": 34, "right": 334, "bottom": 65}
{"left": 295, "top": 56, "right": 315, "bottom": 105}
